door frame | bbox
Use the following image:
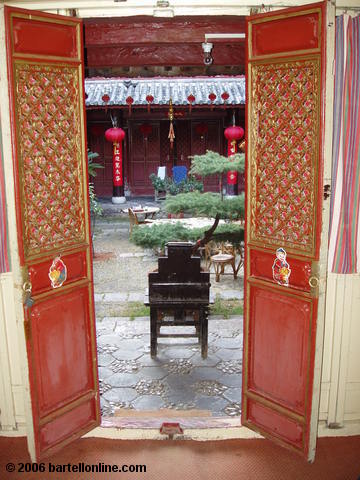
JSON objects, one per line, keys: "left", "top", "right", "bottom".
{"left": 0, "top": 1, "right": 335, "bottom": 459}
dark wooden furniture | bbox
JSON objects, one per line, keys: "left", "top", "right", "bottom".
{"left": 146, "top": 242, "right": 211, "bottom": 358}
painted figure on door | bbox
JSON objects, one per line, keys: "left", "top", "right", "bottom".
{"left": 272, "top": 247, "right": 291, "bottom": 286}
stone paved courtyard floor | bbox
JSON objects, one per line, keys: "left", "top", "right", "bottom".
{"left": 93, "top": 200, "right": 244, "bottom": 420}
{"left": 97, "top": 316, "right": 243, "bottom": 419}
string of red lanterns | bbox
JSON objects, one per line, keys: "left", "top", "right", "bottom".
{"left": 224, "top": 124, "right": 244, "bottom": 196}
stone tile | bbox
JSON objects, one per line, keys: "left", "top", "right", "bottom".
{"left": 102, "top": 387, "right": 138, "bottom": 403}
{"left": 132, "top": 395, "right": 165, "bottom": 410}
{"left": 136, "top": 354, "right": 163, "bottom": 367}
{"left": 213, "top": 337, "right": 242, "bottom": 349}
{"left": 107, "top": 372, "right": 140, "bottom": 388}
{"left": 103, "top": 292, "right": 128, "bottom": 302}
{"left": 94, "top": 293, "right": 105, "bottom": 302}
{"left": 140, "top": 367, "right": 169, "bottom": 380}
{"left": 190, "top": 353, "right": 221, "bottom": 367}
{"left": 191, "top": 367, "right": 225, "bottom": 382}
{"left": 163, "top": 388, "right": 196, "bottom": 405}
{"left": 193, "top": 395, "right": 229, "bottom": 414}
{"left": 112, "top": 348, "right": 145, "bottom": 361}
{"left": 97, "top": 353, "right": 114, "bottom": 367}
{"left": 96, "top": 334, "right": 125, "bottom": 347}
{"left": 220, "top": 374, "right": 242, "bottom": 388}
{"left": 215, "top": 348, "right": 243, "bottom": 361}
{"left": 115, "top": 339, "right": 145, "bottom": 351}
{"left": 223, "top": 387, "right": 242, "bottom": 403}
{"left": 165, "top": 373, "right": 198, "bottom": 390}
{"left": 98, "top": 366, "right": 113, "bottom": 380}
{"left": 156, "top": 347, "right": 195, "bottom": 359}
{"left": 128, "top": 292, "right": 145, "bottom": 302}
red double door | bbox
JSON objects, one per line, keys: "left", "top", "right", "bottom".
{"left": 5, "top": 2, "right": 326, "bottom": 461}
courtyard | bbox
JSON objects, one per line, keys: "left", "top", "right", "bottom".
{"left": 92, "top": 199, "right": 244, "bottom": 422}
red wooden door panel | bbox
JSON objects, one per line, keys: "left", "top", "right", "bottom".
{"left": 130, "top": 121, "right": 160, "bottom": 195}
{"left": 242, "top": 2, "right": 325, "bottom": 459}
{"left": 5, "top": 6, "right": 100, "bottom": 459}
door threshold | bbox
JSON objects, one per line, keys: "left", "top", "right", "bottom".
{"left": 101, "top": 415, "right": 240, "bottom": 429}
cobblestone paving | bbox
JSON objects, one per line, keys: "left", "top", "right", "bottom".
{"left": 97, "top": 316, "right": 243, "bottom": 417}
{"left": 93, "top": 203, "right": 244, "bottom": 418}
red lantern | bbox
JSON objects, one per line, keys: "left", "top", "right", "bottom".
{"left": 221, "top": 92, "right": 230, "bottom": 109}
{"left": 146, "top": 94, "right": 154, "bottom": 113}
{"left": 224, "top": 125, "right": 244, "bottom": 143}
{"left": 126, "top": 96, "right": 134, "bottom": 115}
{"left": 102, "top": 94, "right": 110, "bottom": 103}
{"left": 187, "top": 94, "right": 195, "bottom": 113}
{"left": 224, "top": 125, "right": 244, "bottom": 193}
{"left": 105, "top": 127, "right": 126, "bottom": 203}
{"left": 209, "top": 92, "right": 216, "bottom": 110}
{"left": 139, "top": 123, "right": 153, "bottom": 139}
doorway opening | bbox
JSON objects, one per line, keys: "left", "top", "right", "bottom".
{"left": 83, "top": 15, "right": 247, "bottom": 430}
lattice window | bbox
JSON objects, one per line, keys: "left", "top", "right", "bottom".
{"left": 15, "top": 63, "right": 86, "bottom": 258}
{"left": 249, "top": 59, "right": 319, "bottom": 255}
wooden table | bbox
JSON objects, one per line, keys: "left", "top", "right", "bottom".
{"left": 122, "top": 206, "right": 160, "bottom": 220}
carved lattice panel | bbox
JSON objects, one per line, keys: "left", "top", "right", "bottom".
{"left": 249, "top": 59, "right": 320, "bottom": 256}
{"left": 15, "top": 63, "right": 86, "bottom": 258}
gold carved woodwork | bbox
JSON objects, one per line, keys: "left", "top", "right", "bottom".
{"left": 14, "top": 63, "right": 86, "bottom": 259}
{"left": 248, "top": 58, "right": 320, "bottom": 256}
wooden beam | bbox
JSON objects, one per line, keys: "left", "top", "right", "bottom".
{"left": 84, "top": 16, "right": 246, "bottom": 46}
{"left": 86, "top": 43, "right": 245, "bottom": 67}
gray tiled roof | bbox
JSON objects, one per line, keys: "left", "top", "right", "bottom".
{"left": 84, "top": 76, "right": 245, "bottom": 107}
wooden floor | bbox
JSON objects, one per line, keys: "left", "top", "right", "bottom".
{"left": 1, "top": 436, "right": 360, "bottom": 479}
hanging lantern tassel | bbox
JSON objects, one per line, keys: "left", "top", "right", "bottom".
{"left": 146, "top": 94, "right": 154, "bottom": 113}
{"left": 126, "top": 96, "right": 134, "bottom": 115}
{"left": 168, "top": 121, "right": 175, "bottom": 149}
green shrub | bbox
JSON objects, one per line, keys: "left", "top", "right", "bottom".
{"left": 149, "top": 174, "right": 203, "bottom": 195}
{"left": 130, "top": 222, "right": 244, "bottom": 250}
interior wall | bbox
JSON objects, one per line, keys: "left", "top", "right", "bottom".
{"left": 1, "top": 0, "right": 360, "bottom": 443}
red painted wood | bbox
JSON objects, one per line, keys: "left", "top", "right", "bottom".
{"left": 31, "top": 288, "right": 93, "bottom": 416}
{"left": 12, "top": 16, "right": 78, "bottom": 58}
{"left": 40, "top": 400, "right": 96, "bottom": 452}
{"left": 86, "top": 43, "right": 245, "bottom": 67}
{"left": 248, "top": 284, "right": 311, "bottom": 414}
{"left": 242, "top": 2, "right": 325, "bottom": 460}
{"left": 247, "top": 400, "right": 304, "bottom": 448}
{"left": 84, "top": 16, "right": 245, "bottom": 45}
{"left": 5, "top": 6, "right": 100, "bottom": 461}
{"left": 249, "top": 248, "right": 312, "bottom": 292}
{"left": 29, "top": 252, "right": 87, "bottom": 295}
{"left": 251, "top": 11, "right": 320, "bottom": 58}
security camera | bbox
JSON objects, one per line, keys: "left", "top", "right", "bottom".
{"left": 202, "top": 42, "right": 213, "bottom": 66}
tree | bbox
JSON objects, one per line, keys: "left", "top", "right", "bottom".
{"left": 131, "top": 150, "right": 245, "bottom": 251}
{"left": 165, "top": 151, "right": 245, "bottom": 251}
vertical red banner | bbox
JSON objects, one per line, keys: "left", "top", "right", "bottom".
{"left": 113, "top": 142, "right": 123, "bottom": 187}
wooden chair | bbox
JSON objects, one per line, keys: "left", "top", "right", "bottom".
{"left": 128, "top": 208, "right": 153, "bottom": 234}
{"left": 206, "top": 242, "right": 237, "bottom": 282}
